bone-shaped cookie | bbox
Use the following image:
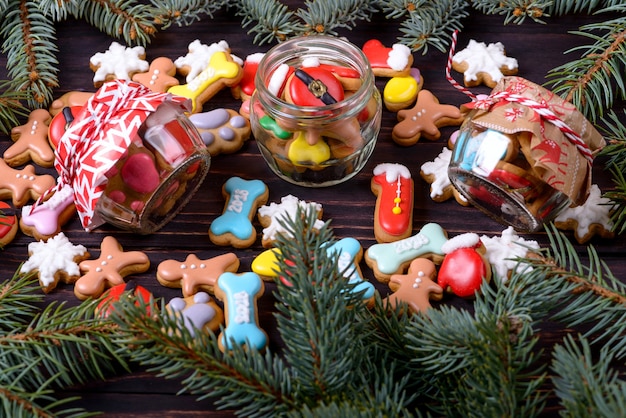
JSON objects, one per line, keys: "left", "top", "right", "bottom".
{"left": 215, "top": 271, "right": 267, "bottom": 352}
{"left": 326, "top": 237, "right": 375, "bottom": 306}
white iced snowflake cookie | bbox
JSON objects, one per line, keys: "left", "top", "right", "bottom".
{"left": 480, "top": 227, "right": 539, "bottom": 283}
{"left": 420, "top": 147, "right": 468, "bottom": 206}
{"left": 452, "top": 39, "right": 518, "bottom": 88}
{"left": 20, "top": 232, "right": 90, "bottom": 293}
{"left": 554, "top": 184, "right": 616, "bottom": 244}
{"left": 89, "top": 42, "right": 149, "bottom": 88}
{"left": 174, "top": 39, "right": 242, "bottom": 83}
{"left": 257, "top": 194, "right": 324, "bottom": 248}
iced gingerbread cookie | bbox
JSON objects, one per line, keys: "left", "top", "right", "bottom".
{"left": 383, "top": 68, "right": 423, "bottom": 112}
{"left": 438, "top": 233, "right": 491, "bottom": 298}
{"left": 49, "top": 91, "right": 93, "bottom": 117}
{"left": 257, "top": 194, "right": 325, "bottom": 249}
{"left": 0, "top": 160, "right": 56, "bottom": 207}
{"left": 392, "top": 90, "right": 464, "bottom": 146}
{"left": 156, "top": 252, "right": 240, "bottom": 296}
{"left": 371, "top": 163, "right": 414, "bottom": 243}
{"left": 189, "top": 108, "right": 251, "bottom": 156}
{"left": 326, "top": 237, "right": 376, "bottom": 307}
{"left": 165, "top": 291, "right": 224, "bottom": 337}
{"left": 96, "top": 282, "right": 153, "bottom": 319}
{"left": 365, "top": 222, "right": 448, "bottom": 284}
{"left": 75, "top": 236, "right": 150, "bottom": 301}
{"left": 362, "top": 39, "right": 413, "bottom": 77}
{"left": 168, "top": 50, "right": 243, "bottom": 113}
{"left": 48, "top": 106, "right": 81, "bottom": 148}
{"left": 131, "top": 57, "right": 180, "bottom": 93}
{"left": 5, "top": 109, "right": 55, "bottom": 167}
{"left": 385, "top": 258, "right": 443, "bottom": 314}
{"left": 479, "top": 227, "right": 539, "bottom": 284}
{"left": 420, "top": 147, "right": 469, "bottom": 206}
{"left": 452, "top": 39, "right": 518, "bottom": 88}
{"left": 215, "top": 271, "right": 267, "bottom": 352}
{"left": 0, "top": 202, "right": 18, "bottom": 248}
{"left": 232, "top": 52, "right": 265, "bottom": 101}
{"left": 20, "top": 184, "right": 76, "bottom": 241}
{"left": 174, "top": 39, "right": 234, "bottom": 82}
{"left": 209, "top": 177, "right": 269, "bottom": 248}
{"left": 554, "top": 184, "right": 616, "bottom": 244}
{"left": 89, "top": 42, "right": 149, "bottom": 88}
{"left": 20, "top": 232, "right": 90, "bottom": 293}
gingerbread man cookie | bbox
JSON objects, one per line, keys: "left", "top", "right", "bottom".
{"left": 75, "top": 236, "right": 150, "bottom": 300}
{"left": 0, "top": 160, "right": 56, "bottom": 207}
{"left": 132, "top": 57, "right": 180, "bottom": 93}
{"left": 189, "top": 108, "right": 251, "bottom": 156}
{"left": 20, "top": 232, "right": 90, "bottom": 293}
{"left": 156, "top": 252, "right": 240, "bottom": 296}
{"left": 5, "top": 109, "right": 55, "bottom": 167}
{"left": 385, "top": 258, "right": 443, "bottom": 314}
{"left": 392, "top": 90, "right": 464, "bottom": 146}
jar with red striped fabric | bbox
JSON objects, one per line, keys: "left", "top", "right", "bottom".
{"left": 448, "top": 76, "right": 605, "bottom": 232}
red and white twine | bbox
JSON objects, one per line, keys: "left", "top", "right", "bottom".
{"left": 446, "top": 30, "right": 593, "bottom": 163}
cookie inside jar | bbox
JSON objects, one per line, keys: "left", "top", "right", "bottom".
{"left": 98, "top": 101, "right": 210, "bottom": 233}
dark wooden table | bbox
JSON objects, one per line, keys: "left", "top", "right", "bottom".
{"left": 1, "top": 5, "right": 625, "bottom": 417}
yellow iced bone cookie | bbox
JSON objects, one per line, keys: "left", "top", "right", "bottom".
{"left": 287, "top": 131, "right": 330, "bottom": 166}
{"left": 168, "top": 51, "right": 242, "bottom": 113}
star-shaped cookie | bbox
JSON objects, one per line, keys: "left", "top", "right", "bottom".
{"left": 392, "top": 90, "right": 464, "bottom": 146}
{"left": 75, "top": 236, "right": 150, "bottom": 300}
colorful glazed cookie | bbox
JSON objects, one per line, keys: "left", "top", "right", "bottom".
{"left": 209, "top": 177, "right": 269, "bottom": 248}
{"left": 326, "top": 237, "right": 376, "bottom": 307}
{"left": 174, "top": 39, "right": 232, "bottom": 83}
{"left": 75, "top": 236, "right": 150, "bottom": 301}
{"left": 438, "top": 233, "right": 491, "bottom": 298}
{"left": 362, "top": 39, "right": 413, "bottom": 77}
{"left": 168, "top": 51, "right": 243, "bottom": 113}
{"left": 0, "top": 160, "right": 56, "bottom": 207}
{"left": 392, "top": 90, "right": 464, "bottom": 146}
{"left": 479, "top": 227, "right": 539, "bottom": 284}
{"left": 165, "top": 291, "right": 224, "bottom": 336}
{"left": 554, "top": 184, "right": 616, "bottom": 244}
{"left": 420, "top": 147, "right": 469, "bottom": 206}
{"left": 96, "top": 282, "right": 153, "bottom": 319}
{"left": 452, "top": 39, "right": 518, "bottom": 88}
{"left": 89, "top": 41, "right": 149, "bottom": 88}
{"left": 20, "top": 184, "right": 76, "bottom": 241}
{"left": 364, "top": 222, "right": 448, "bottom": 284}
{"left": 0, "top": 202, "right": 18, "bottom": 248}
{"left": 284, "top": 67, "right": 345, "bottom": 107}
{"left": 49, "top": 91, "right": 93, "bottom": 116}
{"left": 5, "top": 109, "right": 55, "bottom": 167}
{"left": 20, "top": 232, "right": 90, "bottom": 293}
{"left": 189, "top": 108, "right": 252, "bottom": 156}
{"left": 251, "top": 248, "right": 282, "bottom": 282}
{"left": 48, "top": 105, "right": 81, "bottom": 148}
{"left": 383, "top": 70, "right": 423, "bottom": 112}
{"left": 257, "top": 194, "right": 325, "bottom": 249}
{"left": 385, "top": 258, "right": 443, "bottom": 314}
{"left": 156, "top": 252, "right": 240, "bottom": 296}
{"left": 232, "top": 52, "right": 265, "bottom": 101}
{"left": 286, "top": 131, "right": 331, "bottom": 167}
{"left": 371, "top": 163, "right": 414, "bottom": 243}
{"left": 215, "top": 271, "right": 267, "bottom": 352}
{"left": 131, "top": 57, "right": 180, "bottom": 93}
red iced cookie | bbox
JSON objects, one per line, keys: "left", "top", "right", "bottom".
{"left": 437, "top": 233, "right": 491, "bottom": 298}
{"left": 121, "top": 152, "right": 160, "bottom": 194}
{"left": 285, "top": 67, "right": 344, "bottom": 107}
{"left": 48, "top": 106, "right": 81, "bottom": 149}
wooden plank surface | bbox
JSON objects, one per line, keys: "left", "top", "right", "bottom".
{"left": 1, "top": 4, "right": 624, "bottom": 417}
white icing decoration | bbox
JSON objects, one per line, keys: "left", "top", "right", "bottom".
{"left": 452, "top": 39, "right": 518, "bottom": 84}
{"left": 233, "top": 290, "right": 251, "bottom": 324}
{"left": 480, "top": 227, "right": 539, "bottom": 283}
{"left": 302, "top": 57, "right": 320, "bottom": 67}
{"left": 246, "top": 52, "right": 265, "bottom": 64}
{"left": 420, "top": 147, "right": 468, "bottom": 202}
{"left": 373, "top": 163, "right": 411, "bottom": 183}
{"left": 268, "top": 63, "right": 291, "bottom": 96}
{"left": 90, "top": 42, "right": 148, "bottom": 83}
{"left": 387, "top": 43, "right": 411, "bottom": 71}
{"left": 20, "top": 233, "right": 87, "bottom": 287}
{"left": 554, "top": 184, "right": 615, "bottom": 236}
{"left": 174, "top": 39, "right": 230, "bottom": 83}
{"left": 258, "top": 195, "right": 324, "bottom": 241}
{"left": 441, "top": 233, "right": 480, "bottom": 254}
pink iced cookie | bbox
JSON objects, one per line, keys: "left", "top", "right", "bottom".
{"left": 20, "top": 184, "right": 76, "bottom": 241}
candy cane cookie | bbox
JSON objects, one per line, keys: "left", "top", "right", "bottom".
{"left": 371, "top": 163, "right": 414, "bottom": 243}
{"left": 215, "top": 271, "right": 268, "bottom": 352}
{"left": 364, "top": 222, "right": 448, "bottom": 284}
{"left": 209, "top": 177, "right": 269, "bottom": 248}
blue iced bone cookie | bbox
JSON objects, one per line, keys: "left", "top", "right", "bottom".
{"left": 326, "top": 237, "right": 376, "bottom": 306}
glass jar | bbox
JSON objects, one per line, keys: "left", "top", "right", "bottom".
{"left": 448, "top": 77, "right": 605, "bottom": 232}
{"left": 250, "top": 35, "right": 382, "bottom": 187}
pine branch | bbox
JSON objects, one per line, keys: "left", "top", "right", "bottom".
{"left": 235, "top": 0, "right": 307, "bottom": 44}
{"left": 295, "top": 0, "right": 378, "bottom": 36}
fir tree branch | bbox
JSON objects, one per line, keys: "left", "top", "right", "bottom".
{"left": 235, "top": 0, "right": 307, "bottom": 45}
{"left": 0, "top": 271, "right": 44, "bottom": 331}
{"left": 295, "top": 0, "right": 377, "bottom": 36}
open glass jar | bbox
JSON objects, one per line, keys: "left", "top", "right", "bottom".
{"left": 448, "top": 77, "right": 605, "bottom": 232}
{"left": 250, "top": 35, "right": 382, "bottom": 187}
